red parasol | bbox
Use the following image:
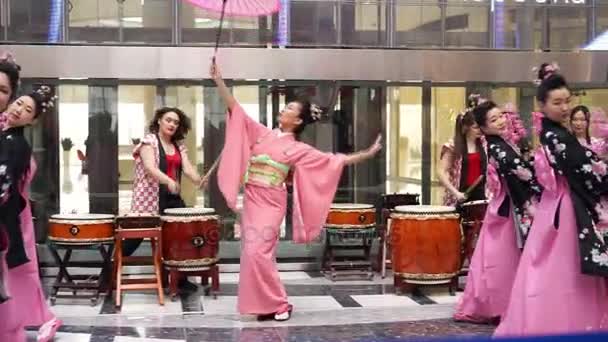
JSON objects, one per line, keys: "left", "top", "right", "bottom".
{"left": 184, "top": 0, "right": 280, "bottom": 56}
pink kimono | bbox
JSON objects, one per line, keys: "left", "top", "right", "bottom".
{"left": 0, "top": 115, "right": 55, "bottom": 341}
{"left": 218, "top": 102, "right": 345, "bottom": 315}
{"left": 495, "top": 117, "right": 608, "bottom": 337}
{"left": 454, "top": 135, "right": 541, "bottom": 323}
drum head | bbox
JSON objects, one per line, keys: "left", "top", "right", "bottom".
{"left": 330, "top": 203, "right": 374, "bottom": 210}
{"left": 50, "top": 213, "right": 115, "bottom": 220}
{"left": 163, "top": 207, "right": 215, "bottom": 216}
{"left": 394, "top": 205, "right": 456, "bottom": 214}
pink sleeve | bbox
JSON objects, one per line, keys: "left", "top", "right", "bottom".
{"left": 590, "top": 138, "right": 608, "bottom": 158}
{"left": 534, "top": 147, "right": 556, "bottom": 192}
{"left": 486, "top": 161, "right": 501, "bottom": 200}
{"left": 440, "top": 141, "right": 454, "bottom": 160}
{"left": 286, "top": 143, "right": 346, "bottom": 243}
{"left": 0, "top": 112, "right": 7, "bottom": 130}
{"left": 218, "top": 102, "right": 271, "bottom": 210}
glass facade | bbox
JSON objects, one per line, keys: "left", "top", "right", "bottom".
{"left": 0, "top": 0, "right": 605, "bottom": 50}
{"left": 7, "top": 0, "right": 608, "bottom": 257}
{"left": 17, "top": 78, "right": 607, "bottom": 248}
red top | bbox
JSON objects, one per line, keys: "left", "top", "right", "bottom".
{"left": 465, "top": 152, "right": 482, "bottom": 187}
{"left": 165, "top": 151, "right": 182, "bottom": 181}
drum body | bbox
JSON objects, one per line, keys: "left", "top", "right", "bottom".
{"left": 325, "top": 203, "right": 376, "bottom": 229}
{"left": 161, "top": 208, "right": 220, "bottom": 271}
{"left": 48, "top": 214, "right": 115, "bottom": 245}
{"left": 459, "top": 200, "right": 489, "bottom": 268}
{"left": 390, "top": 205, "right": 461, "bottom": 283}
{"left": 459, "top": 200, "right": 488, "bottom": 225}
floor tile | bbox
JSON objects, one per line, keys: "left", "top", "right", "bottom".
{"left": 289, "top": 296, "right": 343, "bottom": 311}
{"left": 351, "top": 294, "right": 420, "bottom": 308}
{"left": 48, "top": 299, "right": 103, "bottom": 317}
{"left": 119, "top": 293, "right": 183, "bottom": 315}
{"left": 114, "top": 337, "right": 185, "bottom": 342}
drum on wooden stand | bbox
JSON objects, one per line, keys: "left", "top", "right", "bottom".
{"left": 49, "top": 213, "right": 115, "bottom": 245}
{"left": 161, "top": 207, "right": 221, "bottom": 299}
{"left": 323, "top": 203, "right": 376, "bottom": 280}
{"left": 390, "top": 205, "right": 461, "bottom": 294}
{"left": 326, "top": 203, "right": 376, "bottom": 229}
{"left": 47, "top": 213, "right": 115, "bottom": 305}
{"left": 458, "top": 200, "right": 488, "bottom": 273}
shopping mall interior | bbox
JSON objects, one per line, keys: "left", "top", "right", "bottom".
{"left": 2, "top": 0, "right": 608, "bottom": 341}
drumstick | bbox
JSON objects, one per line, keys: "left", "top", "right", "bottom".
{"left": 464, "top": 175, "right": 484, "bottom": 199}
{"left": 204, "top": 155, "right": 221, "bottom": 179}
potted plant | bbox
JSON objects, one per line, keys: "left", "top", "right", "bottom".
{"left": 61, "top": 138, "right": 74, "bottom": 166}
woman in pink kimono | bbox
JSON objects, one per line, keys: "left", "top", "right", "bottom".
{"left": 210, "top": 61, "right": 381, "bottom": 321}
{"left": 0, "top": 86, "right": 61, "bottom": 342}
{"left": 495, "top": 74, "right": 608, "bottom": 337}
{"left": 571, "top": 105, "right": 608, "bottom": 159}
{"left": 453, "top": 100, "right": 542, "bottom": 324}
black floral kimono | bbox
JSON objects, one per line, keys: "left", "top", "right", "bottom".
{"left": 540, "top": 117, "right": 608, "bottom": 276}
{"left": 486, "top": 135, "right": 543, "bottom": 246}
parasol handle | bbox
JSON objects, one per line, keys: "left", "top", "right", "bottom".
{"left": 213, "top": 0, "right": 229, "bottom": 62}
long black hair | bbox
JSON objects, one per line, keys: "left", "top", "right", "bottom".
{"left": 453, "top": 95, "right": 484, "bottom": 159}
{"left": 570, "top": 105, "right": 591, "bottom": 145}
{"left": 292, "top": 99, "right": 321, "bottom": 136}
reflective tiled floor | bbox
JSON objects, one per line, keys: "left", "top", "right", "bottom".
{"left": 27, "top": 271, "right": 495, "bottom": 341}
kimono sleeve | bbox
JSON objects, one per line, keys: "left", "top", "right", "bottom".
{"left": 486, "top": 161, "right": 501, "bottom": 199}
{"left": 286, "top": 144, "right": 346, "bottom": 243}
{"left": 534, "top": 147, "right": 557, "bottom": 192}
{"left": 488, "top": 141, "right": 535, "bottom": 184}
{"left": 0, "top": 112, "right": 6, "bottom": 130}
{"left": 543, "top": 129, "right": 608, "bottom": 196}
{"left": 218, "top": 102, "right": 271, "bottom": 211}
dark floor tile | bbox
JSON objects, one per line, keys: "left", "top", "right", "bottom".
{"left": 56, "top": 325, "right": 98, "bottom": 334}
{"left": 185, "top": 327, "right": 238, "bottom": 342}
{"left": 305, "top": 271, "right": 324, "bottom": 278}
{"left": 186, "top": 327, "right": 282, "bottom": 342}
{"left": 406, "top": 289, "right": 437, "bottom": 305}
{"left": 208, "top": 283, "right": 396, "bottom": 297}
{"left": 89, "top": 335, "right": 116, "bottom": 342}
{"left": 332, "top": 294, "right": 362, "bottom": 308}
{"left": 91, "top": 326, "right": 140, "bottom": 338}
{"left": 181, "top": 289, "right": 204, "bottom": 312}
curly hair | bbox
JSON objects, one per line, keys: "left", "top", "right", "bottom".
{"left": 148, "top": 107, "right": 192, "bottom": 142}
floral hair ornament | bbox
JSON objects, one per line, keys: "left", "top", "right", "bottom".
{"left": 35, "top": 85, "right": 58, "bottom": 114}
{"left": 310, "top": 103, "right": 322, "bottom": 121}
{"left": 502, "top": 103, "right": 527, "bottom": 145}
{"left": 591, "top": 107, "right": 608, "bottom": 139}
{"left": 0, "top": 51, "right": 21, "bottom": 71}
{"left": 532, "top": 62, "right": 560, "bottom": 85}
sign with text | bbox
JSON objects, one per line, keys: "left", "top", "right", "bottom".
{"left": 464, "top": 0, "right": 586, "bottom": 4}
